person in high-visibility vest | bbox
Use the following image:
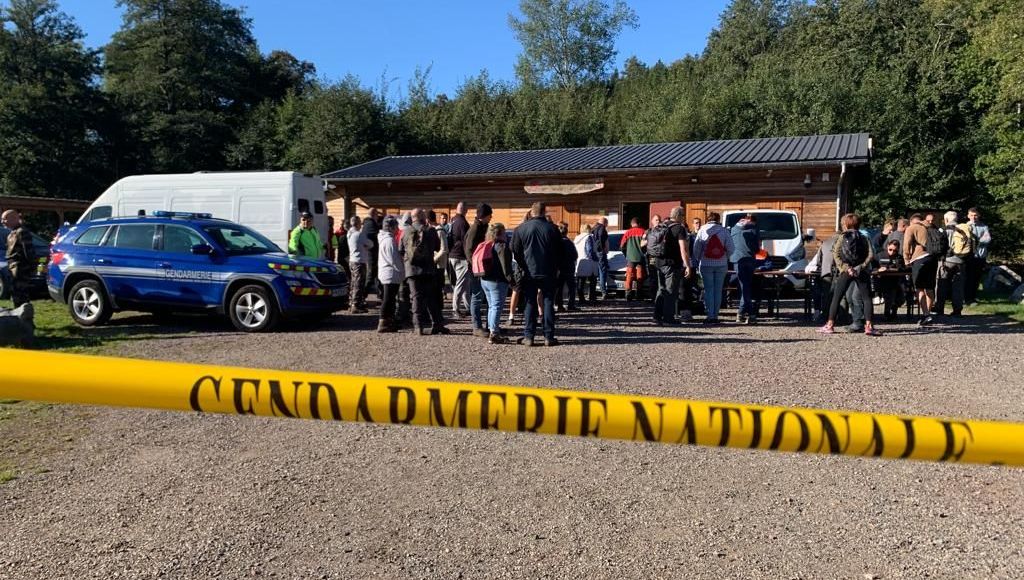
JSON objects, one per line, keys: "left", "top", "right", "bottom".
{"left": 288, "top": 212, "right": 323, "bottom": 258}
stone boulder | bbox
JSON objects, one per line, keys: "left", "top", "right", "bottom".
{"left": 984, "top": 265, "right": 1023, "bottom": 293}
{"left": 1012, "top": 283, "right": 1024, "bottom": 305}
{"left": 0, "top": 302, "right": 35, "bottom": 347}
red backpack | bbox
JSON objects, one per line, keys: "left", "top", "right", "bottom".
{"left": 471, "top": 240, "right": 495, "bottom": 277}
{"left": 703, "top": 233, "right": 726, "bottom": 259}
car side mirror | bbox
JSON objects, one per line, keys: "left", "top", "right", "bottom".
{"left": 191, "top": 244, "right": 213, "bottom": 255}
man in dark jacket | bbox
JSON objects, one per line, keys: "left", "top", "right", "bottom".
{"left": 555, "top": 222, "right": 579, "bottom": 312}
{"left": 447, "top": 202, "right": 470, "bottom": 317}
{"left": 511, "top": 202, "right": 562, "bottom": 346}
{"left": 2, "top": 210, "right": 35, "bottom": 307}
{"left": 361, "top": 208, "right": 382, "bottom": 300}
{"left": 464, "top": 203, "right": 492, "bottom": 336}
{"left": 402, "top": 209, "right": 449, "bottom": 335}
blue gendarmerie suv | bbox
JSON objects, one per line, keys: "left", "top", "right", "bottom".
{"left": 48, "top": 212, "right": 348, "bottom": 332}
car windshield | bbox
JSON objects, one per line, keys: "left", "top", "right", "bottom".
{"left": 203, "top": 224, "right": 280, "bottom": 255}
{"left": 725, "top": 213, "right": 799, "bottom": 241}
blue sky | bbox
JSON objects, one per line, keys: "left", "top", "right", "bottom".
{"left": 57, "top": 0, "right": 731, "bottom": 98}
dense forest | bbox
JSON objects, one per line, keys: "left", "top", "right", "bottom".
{"left": 0, "top": 0, "right": 1021, "bottom": 257}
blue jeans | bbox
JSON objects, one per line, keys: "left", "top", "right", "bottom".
{"left": 480, "top": 279, "right": 508, "bottom": 335}
{"left": 597, "top": 253, "right": 610, "bottom": 292}
{"left": 700, "top": 265, "right": 727, "bottom": 319}
{"left": 736, "top": 258, "right": 756, "bottom": 316}
{"left": 469, "top": 275, "right": 486, "bottom": 330}
{"left": 521, "top": 277, "right": 556, "bottom": 340}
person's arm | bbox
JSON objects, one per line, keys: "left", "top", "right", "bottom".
{"left": 902, "top": 230, "right": 914, "bottom": 264}
{"left": 857, "top": 239, "right": 873, "bottom": 273}
{"left": 725, "top": 230, "right": 735, "bottom": 257}
{"left": 692, "top": 233, "right": 705, "bottom": 265}
{"left": 288, "top": 227, "right": 301, "bottom": 254}
{"left": 832, "top": 238, "right": 847, "bottom": 272}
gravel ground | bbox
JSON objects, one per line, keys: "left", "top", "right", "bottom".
{"left": 2, "top": 300, "right": 1023, "bottom": 579}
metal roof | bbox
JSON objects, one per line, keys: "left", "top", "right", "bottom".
{"left": 323, "top": 133, "right": 871, "bottom": 181}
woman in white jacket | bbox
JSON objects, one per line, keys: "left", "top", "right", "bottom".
{"left": 574, "top": 224, "right": 598, "bottom": 303}
{"left": 376, "top": 216, "right": 404, "bottom": 332}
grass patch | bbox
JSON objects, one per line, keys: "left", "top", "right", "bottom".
{"left": 966, "top": 297, "right": 1024, "bottom": 323}
{"left": 0, "top": 467, "right": 16, "bottom": 484}
{"left": 1, "top": 297, "right": 208, "bottom": 352}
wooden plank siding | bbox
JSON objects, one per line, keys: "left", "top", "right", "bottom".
{"left": 329, "top": 166, "right": 844, "bottom": 246}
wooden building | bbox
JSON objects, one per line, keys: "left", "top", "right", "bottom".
{"left": 323, "top": 133, "right": 871, "bottom": 251}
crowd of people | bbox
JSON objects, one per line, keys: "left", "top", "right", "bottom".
{"left": 298, "top": 201, "right": 994, "bottom": 344}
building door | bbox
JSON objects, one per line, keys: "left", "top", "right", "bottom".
{"left": 649, "top": 200, "right": 682, "bottom": 223}
{"left": 621, "top": 202, "right": 650, "bottom": 229}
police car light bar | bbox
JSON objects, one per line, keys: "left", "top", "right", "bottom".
{"left": 152, "top": 211, "right": 213, "bottom": 219}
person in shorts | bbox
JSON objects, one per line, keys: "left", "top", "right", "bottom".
{"left": 902, "top": 213, "right": 937, "bottom": 326}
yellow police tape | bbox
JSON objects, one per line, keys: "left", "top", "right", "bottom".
{"left": 1, "top": 349, "right": 1022, "bottom": 467}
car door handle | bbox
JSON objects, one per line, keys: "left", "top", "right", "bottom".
{"left": 95, "top": 258, "right": 111, "bottom": 264}
{"left": 158, "top": 262, "right": 173, "bottom": 268}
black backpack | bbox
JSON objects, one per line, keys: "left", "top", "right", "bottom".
{"left": 839, "top": 230, "right": 868, "bottom": 266}
{"left": 925, "top": 226, "right": 948, "bottom": 257}
{"left": 646, "top": 222, "right": 671, "bottom": 258}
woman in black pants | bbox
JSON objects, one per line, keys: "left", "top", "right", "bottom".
{"left": 818, "top": 213, "right": 883, "bottom": 336}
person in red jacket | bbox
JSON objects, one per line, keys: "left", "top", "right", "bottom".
{"left": 619, "top": 217, "right": 647, "bottom": 300}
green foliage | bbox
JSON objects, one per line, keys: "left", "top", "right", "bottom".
{"left": 0, "top": 0, "right": 106, "bottom": 198}
{"left": 509, "top": 0, "right": 637, "bottom": 89}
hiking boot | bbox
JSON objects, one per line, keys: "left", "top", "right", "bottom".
{"left": 918, "top": 315, "right": 935, "bottom": 327}
{"left": 746, "top": 315, "right": 757, "bottom": 325}
{"left": 473, "top": 327, "right": 489, "bottom": 338}
{"left": 736, "top": 313, "right": 746, "bottom": 324}
{"left": 377, "top": 320, "right": 396, "bottom": 333}
{"left": 413, "top": 327, "right": 430, "bottom": 336}
{"left": 517, "top": 336, "right": 537, "bottom": 347}
{"left": 431, "top": 326, "right": 452, "bottom": 335}
{"left": 544, "top": 337, "right": 560, "bottom": 347}
{"left": 489, "top": 333, "right": 509, "bottom": 345}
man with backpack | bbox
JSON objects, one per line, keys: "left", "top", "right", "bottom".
{"left": 403, "top": 209, "right": 449, "bottom": 335}
{"left": 649, "top": 207, "right": 694, "bottom": 325}
{"left": 693, "top": 212, "right": 734, "bottom": 324}
{"left": 935, "top": 210, "right": 975, "bottom": 318}
{"left": 902, "top": 213, "right": 939, "bottom": 326}
{"left": 464, "top": 203, "right": 493, "bottom": 336}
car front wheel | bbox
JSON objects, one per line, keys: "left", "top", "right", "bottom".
{"left": 68, "top": 279, "right": 112, "bottom": 326}
{"left": 228, "top": 284, "right": 279, "bottom": 332}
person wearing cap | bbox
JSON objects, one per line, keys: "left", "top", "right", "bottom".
{"left": 464, "top": 202, "right": 493, "bottom": 336}
{"left": 288, "top": 212, "right": 323, "bottom": 259}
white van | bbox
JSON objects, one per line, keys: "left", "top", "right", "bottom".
{"left": 723, "top": 209, "right": 815, "bottom": 288}
{"left": 77, "top": 172, "right": 329, "bottom": 251}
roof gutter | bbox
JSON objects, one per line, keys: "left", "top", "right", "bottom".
{"left": 322, "top": 158, "right": 871, "bottom": 183}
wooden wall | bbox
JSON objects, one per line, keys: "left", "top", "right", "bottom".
{"left": 328, "top": 166, "right": 846, "bottom": 251}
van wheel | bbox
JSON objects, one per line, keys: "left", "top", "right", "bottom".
{"left": 68, "top": 279, "right": 112, "bottom": 326}
{"left": 228, "top": 285, "right": 279, "bottom": 332}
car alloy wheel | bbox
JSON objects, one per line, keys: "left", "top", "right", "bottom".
{"left": 72, "top": 286, "right": 103, "bottom": 322}
{"left": 234, "top": 291, "right": 268, "bottom": 329}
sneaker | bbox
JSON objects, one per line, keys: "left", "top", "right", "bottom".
{"left": 736, "top": 313, "right": 746, "bottom": 324}
{"left": 746, "top": 315, "right": 757, "bottom": 325}
{"left": 516, "top": 336, "right": 537, "bottom": 347}
{"left": 473, "top": 327, "right": 489, "bottom": 337}
{"left": 918, "top": 316, "right": 934, "bottom": 327}
{"left": 507, "top": 315, "right": 516, "bottom": 325}
{"left": 838, "top": 325, "right": 864, "bottom": 334}
{"left": 431, "top": 326, "right": 452, "bottom": 335}
{"left": 414, "top": 327, "right": 430, "bottom": 336}
{"left": 816, "top": 325, "right": 835, "bottom": 334}
{"left": 544, "top": 338, "right": 560, "bottom": 347}
{"left": 864, "top": 327, "right": 883, "bottom": 337}
{"left": 488, "top": 334, "right": 509, "bottom": 345}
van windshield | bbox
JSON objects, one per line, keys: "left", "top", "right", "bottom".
{"left": 724, "top": 212, "right": 799, "bottom": 240}
{"left": 203, "top": 224, "right": 280, "bottom": 255}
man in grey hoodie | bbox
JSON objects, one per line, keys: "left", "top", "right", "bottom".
{"left": 729, "top": 214, "right": 760, "bottom": 324}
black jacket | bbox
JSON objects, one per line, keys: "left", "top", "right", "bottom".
{"left": 361, "top": 217, "right": 380, "bottom": 251}
{"left": 483, "top": 241, "right": 514, "bottom": 284}
{"left": 448, "top": 214, "right": 469, "bottom": 259}
{"left": 464, "top": 218, "right": 488, "bottom": 259}
{"left": 511, "top": 216, "right": 562, "bottom": 280}
{"left": 559, "top": 237, "right": 578, "bottom": 277}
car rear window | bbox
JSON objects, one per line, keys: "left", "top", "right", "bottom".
{"left": 75, "top": 226, "right": 108, "bottom": 246}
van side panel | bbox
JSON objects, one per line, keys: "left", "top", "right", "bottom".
{"left": 118, "top": 189, "right": 168, "bottom": 217}
{"left": 239, "top": 189, "right": 288, "bottom": 250}
{"left": 169, "top": 188, "right": 234, "bottom": 221}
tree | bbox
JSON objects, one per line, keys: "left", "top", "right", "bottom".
{"left": 508, "top": 0, "right": 637, "bottom": 89}
{"left": 104, "top": 0, "right": 260, "bottom": 174}
{"left": 0, "top": 0, "right": 106, "bottom": 198}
